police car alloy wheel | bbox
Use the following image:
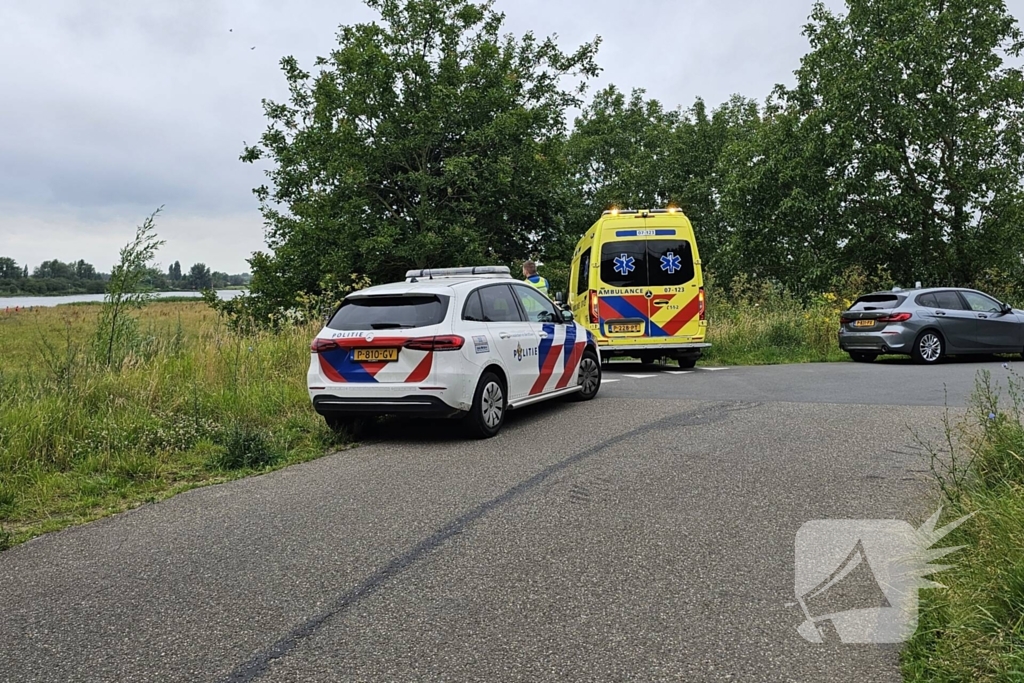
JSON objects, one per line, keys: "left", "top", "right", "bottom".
{"left": 466, "top": 371, "right": 506, "bottom": 438}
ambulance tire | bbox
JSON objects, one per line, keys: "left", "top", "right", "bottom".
{"left": 463, "top": 371, "right": 506, "bottom": 439}
{"left": 677, "top": 358, "right": 698, "bottom": 369}
{"left": 570, "top": 350, "right": 601, "bottom": 402}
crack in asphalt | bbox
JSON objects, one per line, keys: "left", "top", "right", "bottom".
{"left": 219, "top": 401, "right": 758, "bottom": 683}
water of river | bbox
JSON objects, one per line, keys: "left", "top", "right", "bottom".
{"left": 0, "top": 289, "right": 247, "bottom": 309}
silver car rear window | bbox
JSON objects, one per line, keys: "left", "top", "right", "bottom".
{"left": 849, "top": 294, "right": 905, "bottom": 311}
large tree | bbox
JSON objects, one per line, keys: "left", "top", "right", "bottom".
{"left": 792, "top": 0, "right": 1024, "bottom": 287}
{"left": 566, "top": 86, "right": 682, "bottom": 220}
{"left": 717, "top": 94, "right": 843, "bottom": 290}
{"left": 243, "top": 0, "right": 600, "bottom": 310}
{"left": 188, "top": 263, "right": 213, "bottom": 290}
{"left": 564, "top": 88, "right": 761, "bottom": 270}
{"left": 0, "top": 257, "right": 20, "bottom": 280}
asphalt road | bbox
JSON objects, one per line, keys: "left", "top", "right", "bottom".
{"left": 1, "top": 358, "right": 1018, "bottom": 682}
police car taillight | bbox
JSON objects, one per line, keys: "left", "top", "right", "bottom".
{"left": 698, "top": 287, "right": 706, "bottom": 321}
{"left": 589, "top": 290, "right": 599, "bottom": 325}
{"left": 404, "top": 335, "right": 465, "bottom": 351}
{"left": 310, "top": 339, "right": 338, "bottom": 353}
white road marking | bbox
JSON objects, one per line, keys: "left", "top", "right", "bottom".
{"left": 602, "top": 379, "right": 621, "bottom": 384}
{"left": 666, "top": 371, "right": 694, "bottom": 375}
{"left": 624, "top": 374, "right": 656, "bottom": 379}
{"left": 700, "top": 367, "right": 731, "bottom": 371}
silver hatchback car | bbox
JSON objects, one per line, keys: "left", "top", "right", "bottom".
{"left": 839, "top": 288, "right": 1024, "bottom": 364}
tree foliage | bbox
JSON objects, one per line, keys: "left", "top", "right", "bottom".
{"left": 243, "top": 0, "right": 1024, "bottom": 313}
{"left": 243, "top": 0, "right": 600, "bottom": 313}
{"left": 188, "top": 263, "right": 213, "bottom": 290}
{"left": 790, "top": 0, "right": 1024, "bottom": 287}
{"left": 0, "top": 257, "right": 22, "bottom": 280}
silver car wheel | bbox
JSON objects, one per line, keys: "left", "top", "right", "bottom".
{"left": 481, "top": 381, "right": 504, "bottom": 428}
{"left": 579, "top": 357, "right": 600, "bottom": 395}
{"left": 919, "top": 333, "right": 942, "bottom": 362}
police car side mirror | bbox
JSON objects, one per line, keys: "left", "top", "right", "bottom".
{"left": 554, "top": 291, "right": 564, "bottom": 304}
{"left": 561, "top": 309, "right": 574, "bottom": 324}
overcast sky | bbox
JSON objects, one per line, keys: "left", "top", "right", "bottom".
{"left": 2, "top": 0, "right": 1022, "bottom": 274}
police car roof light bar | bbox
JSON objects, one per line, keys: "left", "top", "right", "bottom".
{"left": 405, "top": 266, "right": 512, "bottom": 281}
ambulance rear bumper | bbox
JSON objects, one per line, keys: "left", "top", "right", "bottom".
{"left": 596, "top": 342, "right": 711, "bottom": 351}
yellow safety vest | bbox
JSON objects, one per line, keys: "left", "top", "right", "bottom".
{"left": 525, "top": 275, "right": 549, "bottom": 295}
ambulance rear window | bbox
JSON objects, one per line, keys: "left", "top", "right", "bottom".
{"left": 648, "top": 240, "right": 695, "bottom": 286}
{"left": 600, "top": 241, "right": 648, "bottom": 287}
{"left": 599, "top": 240, "right": 695, "bottom": 287}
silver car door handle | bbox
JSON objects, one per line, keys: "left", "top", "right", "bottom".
{"left": 935, "top": 310, "right": 946, "bottom": 316}
{"left": 539, "top": 332, "right": 549, "bottom": 338}
{"left": 978, "top": 314, "right": 988, "bottom": 319}
{"left": 499, "top": 332, "right": 511, "bottom": 339}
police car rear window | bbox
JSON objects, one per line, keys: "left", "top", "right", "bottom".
{"left": 600, "top": 240, "right": 694, "bottom": 287}
{"left": 327, "top": 295, "right": 450, "bottom": 330}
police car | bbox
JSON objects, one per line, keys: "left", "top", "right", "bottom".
{"left": 307, "top": 266, "right": 602, "bottom": 438}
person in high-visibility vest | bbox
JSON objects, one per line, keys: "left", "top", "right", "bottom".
{"left": 522, "top": 260, "right": 549, "bottom": 295}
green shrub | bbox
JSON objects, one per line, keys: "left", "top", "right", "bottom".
{"left": 213, "top": 423, "right": 280, "bottom": 470}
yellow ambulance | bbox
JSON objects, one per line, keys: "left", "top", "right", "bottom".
{"left": 567, "top": 208, "right": 709, "bottom": 368}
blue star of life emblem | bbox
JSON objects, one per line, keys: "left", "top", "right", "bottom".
{"left": 660, "top": 252, "right": 682, "bottom": 275}
{"left": 613, "top": 253, "right": 635, "bottom": 276}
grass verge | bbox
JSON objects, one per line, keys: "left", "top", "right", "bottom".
{"left": 702, "top": 288, "right": 847, "bottom": 365}
{"left": 902, "top": 367, "right": 1024, "bottom": 681}
{"left": 0, "top": 301, "right": 345, "bottom": 547}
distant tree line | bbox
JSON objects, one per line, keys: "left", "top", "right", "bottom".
{"left": 239, "top": 0, "right": 1024, "bottom": 318}
{"left": 0, "top": 256, "right": 250, "bottom": 297}
{"left": 159, "top": 261, "right": 251, "bottom": 291}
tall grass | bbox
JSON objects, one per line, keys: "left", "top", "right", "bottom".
{"left": 903, "top": 368, "right": 1024, "bottom": 681}
{"left": 0, "top": 302, "right": 342, "bottom": 545}
{"left": 703, "top": 275, "right": 850, "bottom": 365}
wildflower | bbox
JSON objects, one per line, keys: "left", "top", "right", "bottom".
{"left": 989, "top": 412, "right": 997, "bottom": 421}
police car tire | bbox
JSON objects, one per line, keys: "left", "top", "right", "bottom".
{"left": 464, "top": 371, "right": 506, "bottom": 439}
{"left": 570, "top": 350, "right": 601, "bottom": 402}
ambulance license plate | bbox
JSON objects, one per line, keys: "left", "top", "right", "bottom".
{"left": 608, "top": 323, "right": 644, "bottom": 334}
{"left": 353, "top": 348, "right": 399, "bottom": 362}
